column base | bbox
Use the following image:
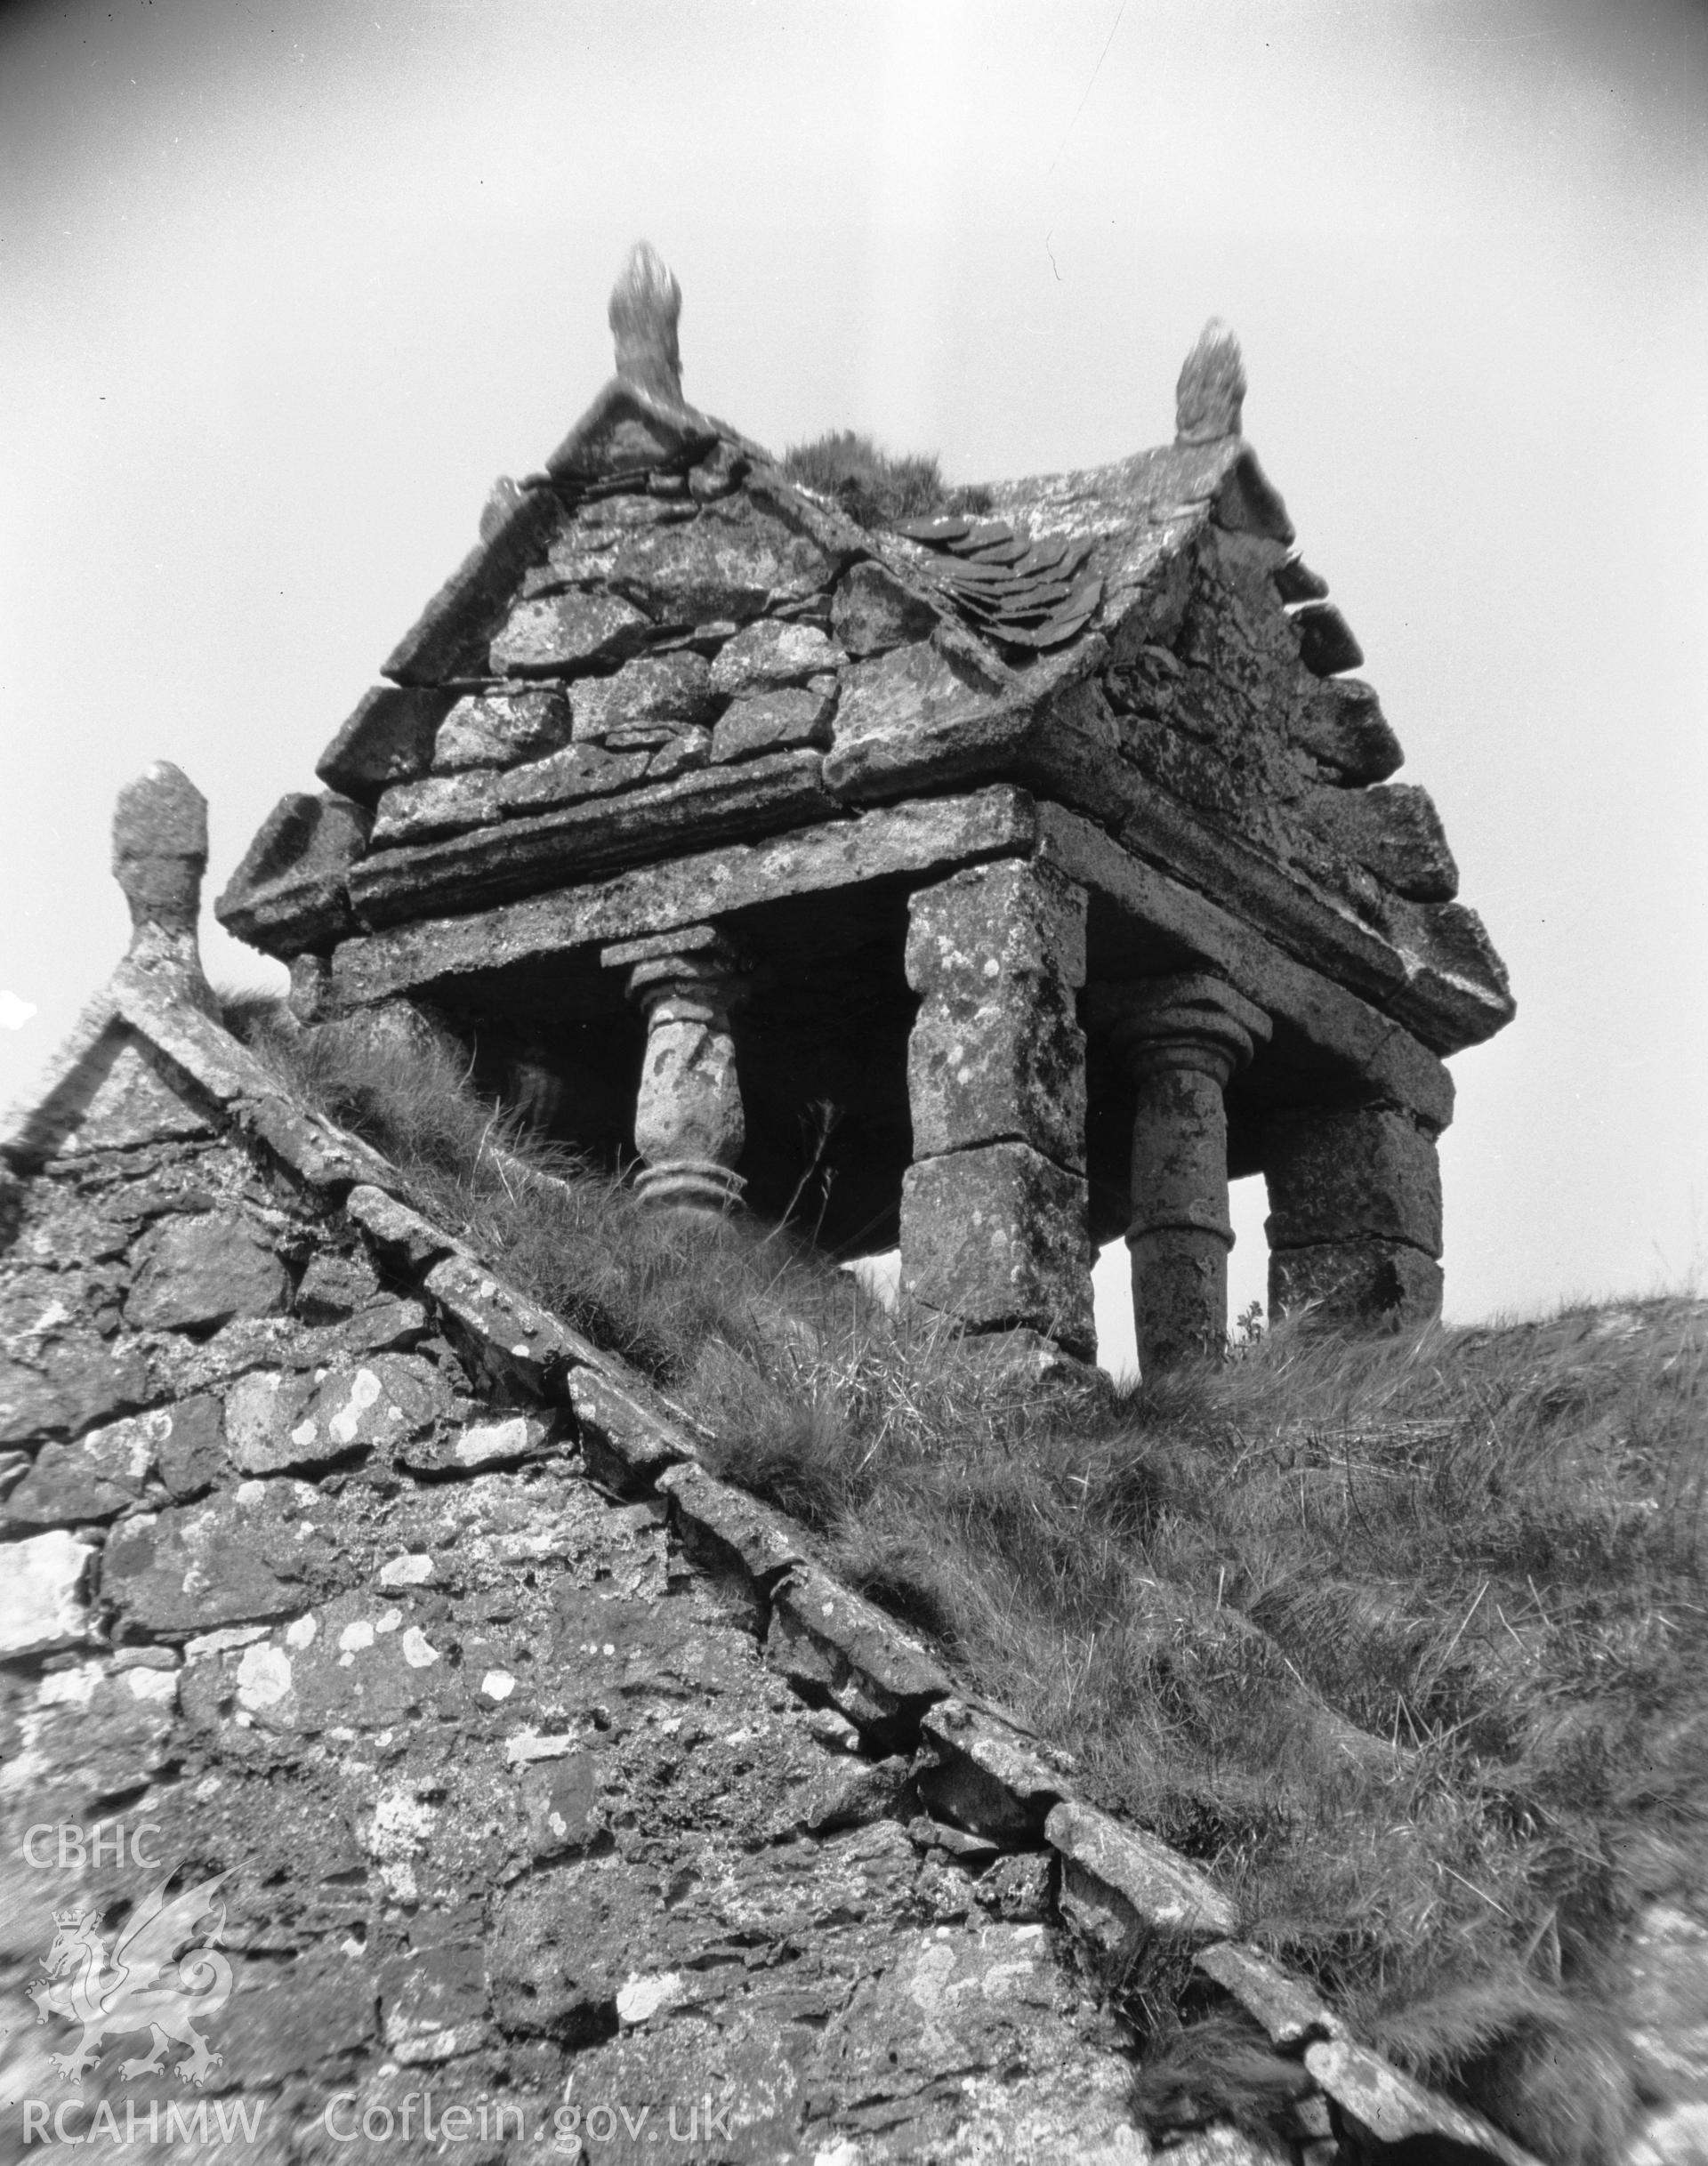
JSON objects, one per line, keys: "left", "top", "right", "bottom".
{"left": 633, "top": 1158, "right": 746, "bottom": 1216}
{"left": 1269, "top": 1240, "right": 1442, "bottom": 1329}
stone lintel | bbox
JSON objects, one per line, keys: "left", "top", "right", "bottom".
{"left": 1108, "top": 779, "right": 1510, "bottom": 1055}
{"left": 1035, "top": 805, "right": 1454, "bottom": 1132}
{"left": 322, "top": 772, "right": 1456, "bottom": 1134}
{"left": 214, "top": 790, "right": 369, "bottom": 956}
{"left": 345, "top": 749, "right": 835, "bottom": 929}
{"left": 818, "top": 664, "right": 1510, "bottom": 1054}
{"left": 326, "top": 789, "right": 1043, "bottom": 1010}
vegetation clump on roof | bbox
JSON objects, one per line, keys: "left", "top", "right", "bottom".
{"left": 229, "top": 992, "right": 1706, "bottom": 2166}
{"left": 781, "top": 429, "right": 992, "bottom": 531}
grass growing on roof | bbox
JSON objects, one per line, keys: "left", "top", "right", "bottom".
{"left": 230, "top": 994, "right": 1707, "bottom": 2166}
{"left": 781, "top": 429, "right": 992, "bottom": 530}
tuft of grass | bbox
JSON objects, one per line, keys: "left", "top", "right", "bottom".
{"left": 222, "top": 996, "right": 871, "bottom": 1384}
{"left": 230, "top": 994, "right": 1708, "bottom": 2166}
{"left": 1130, "top": 2009, "right": 1316, "bottom": 2138}
{"left": 781, "top": 429, "right": 992, "bottom": 530}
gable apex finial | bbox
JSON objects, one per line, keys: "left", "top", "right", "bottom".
{"left": 1175, "top": 318, "right": 1246, "bottom": 445}
{"left": 112, "top": 761, "right": 212, "bottom": 996}
{"left": 608, "top": 240, "right": 683, "bottom": 405}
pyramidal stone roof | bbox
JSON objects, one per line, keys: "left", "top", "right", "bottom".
{"left": 216, "top": 243, "right": 1511, "bottom": 1064}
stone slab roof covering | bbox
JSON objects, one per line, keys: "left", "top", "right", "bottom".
{"left": 0, "top": 765, "right": 1543, "bottom": 2166}
{"left": 216, "top": 246, "right": 1511, "bottom": 1065}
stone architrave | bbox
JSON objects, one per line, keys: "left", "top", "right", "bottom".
{"left": 1104, "top": 974, "right": 1271, "bottom": 1374}
{"left": 898, "top": 860, "right": 1094, "bottom": 1359}
{"left": 1263, "top": 1100, "right": 1445, "bottom": 1327}
{"left": 602, "top": 926, "right": 748, "bottom": 1216}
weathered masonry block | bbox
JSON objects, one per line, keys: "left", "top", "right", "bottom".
{"left": 1263, "top": 1099, "right": 1445, "bottom": 1328}
{"left": 904, "top": 859, "right": 1088, "bottom": 1169}
{"left": 899, "top": 860, "right": 1092, "bottom": 1357}
{"left": 216, "top": 241, "right": 1515, "bottom": 1372}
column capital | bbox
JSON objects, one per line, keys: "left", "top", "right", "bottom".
{"left": 601, "top": 924, "right": 749, "bottom": 1012}
{"left": 1092, "top": 972, "right": 1271, "bottom": 1087}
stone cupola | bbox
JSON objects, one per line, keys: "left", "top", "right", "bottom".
{"left": 217, "top": 248, "right": 1514, "bottom": 1374}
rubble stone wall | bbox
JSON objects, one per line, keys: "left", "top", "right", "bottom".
{"left": 0, "top": 1020, "right": 1185, "bottom": 2163}
{"left": 0, "top": 992, "right": 1538, "bottom": 2165}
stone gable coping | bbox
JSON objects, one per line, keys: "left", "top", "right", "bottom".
{"left": 0, "top": 792, "right": 1536, "bottom": 2166}
{"left": 1304, "top": 2038, "right": 1546, "bottom": 2166}
{"left": 1046, "top": 1797, "right": 1241, "bottom": 1948}
{"left": 1195, "top": 1940, "right": 1344, "bottom": 2049}
{"left": 765, "top": 1563, "right": 955, "bottom": 1741}
{"left": 0, "top": 990, "right": 120, "bottom": 1170}
{"left": 655, "top": 1458, "right": 810, "bottom": 1587}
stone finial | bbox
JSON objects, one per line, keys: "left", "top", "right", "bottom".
{"left": 113, "top": 762, "right": 207, "bottom": 943}
{"left": 608, "top": 241, "right": 683, "bottom": 405}
{"left": 1175, "top": 318, "right": 1246, "bottom": 445}
{"left": 112, "top": 761, "right": 214, "bottom": 1006}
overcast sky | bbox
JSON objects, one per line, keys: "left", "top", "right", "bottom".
{"left": 3, "top": 0, "right": 1704, "bottom": 1365}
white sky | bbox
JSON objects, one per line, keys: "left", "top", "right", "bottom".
{"left": 3, "top": 0, "right": 1704, "bottom": 1365}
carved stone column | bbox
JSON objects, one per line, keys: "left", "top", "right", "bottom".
{"left": 1105, "top": 974, "right": 1270, "bottom": 1374}
{"left": 1263, "top": 1100, "right": 1444, "bottom": 1327}
{"left": 602, "top": 926, "right": 748, "bottom": 1216}
{"left": 898, "top": 860, "right": 1094, "bottom": 1365}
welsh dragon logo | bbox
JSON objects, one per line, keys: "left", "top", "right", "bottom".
{"left": 28, "top": 1872, "right": 234, "bottom": 2087}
